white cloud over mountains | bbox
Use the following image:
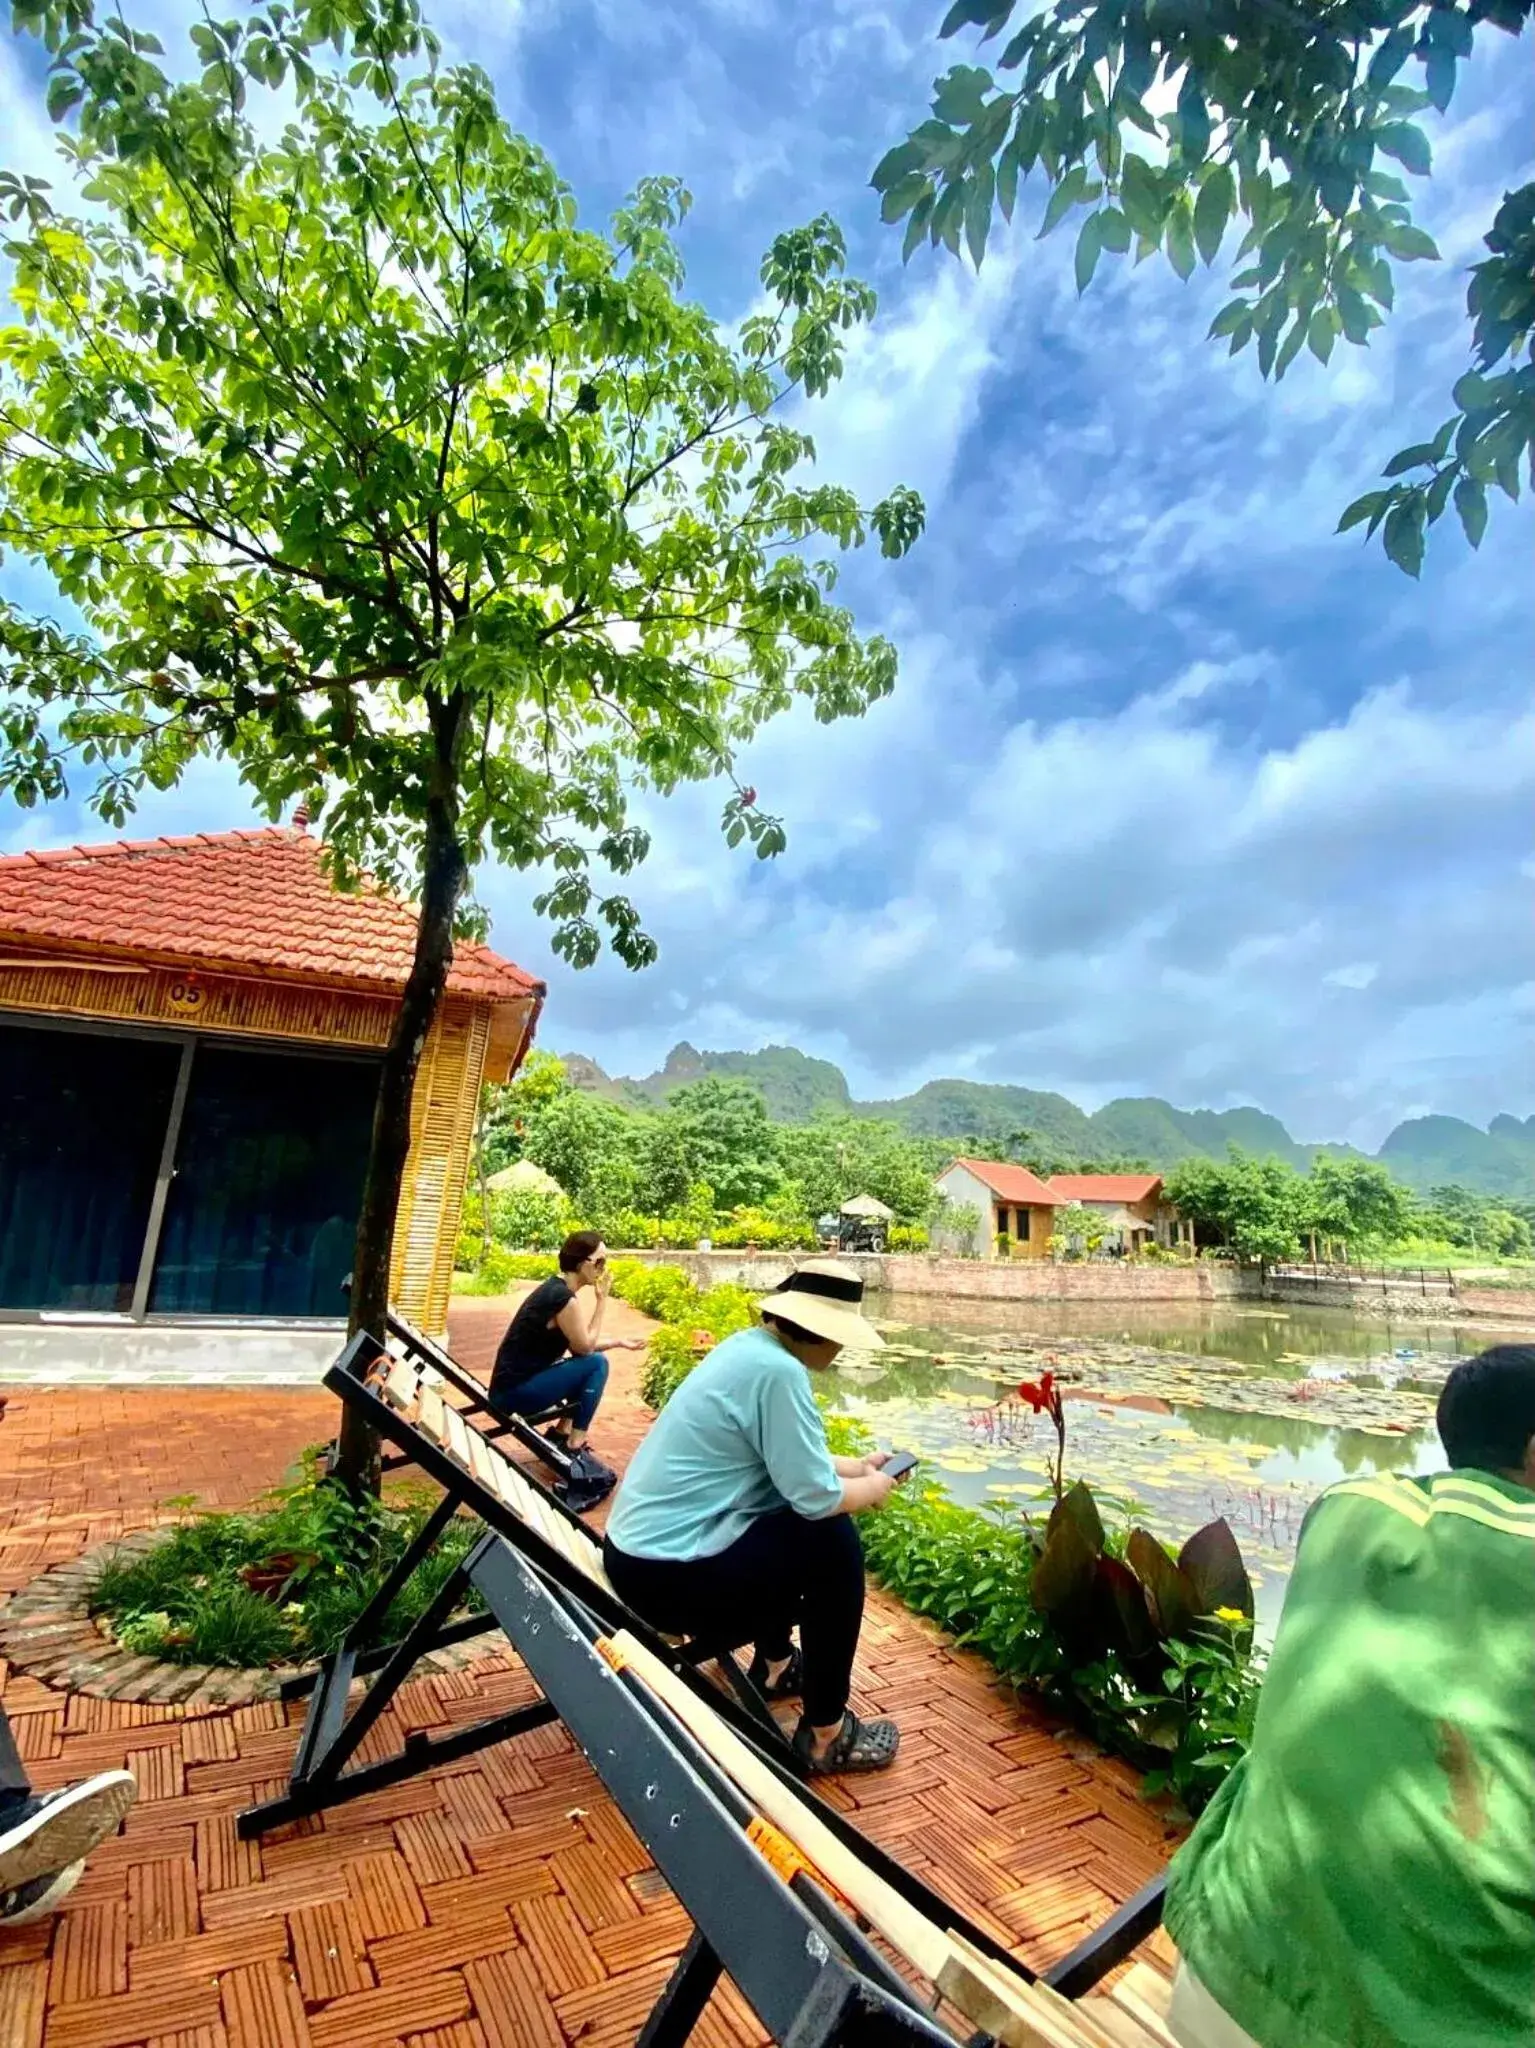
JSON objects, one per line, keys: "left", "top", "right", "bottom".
{"left": 1, "top": 0, "right": 1531, "bottom": 1147}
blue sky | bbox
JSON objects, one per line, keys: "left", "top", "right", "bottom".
{"left": 1, "top": 1, "right": 1531, "bottom": 1147}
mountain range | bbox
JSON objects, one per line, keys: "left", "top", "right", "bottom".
{"left": 560, "top": 1042, "right": 1535, "bottom": 1202}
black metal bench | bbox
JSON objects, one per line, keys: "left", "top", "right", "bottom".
{"left": 241, "top": 1499, "right": 1170, "bottom": 2048}
{"left": 240, "top": 1333, "right": 1166, "bottom": 2032}
{"left": 240, "top": 1331, "right": 807, "bottom": 1838}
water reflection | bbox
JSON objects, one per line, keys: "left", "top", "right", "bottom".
{"left": 828, "top": 1295, "right": 1520, "bottom": 1638}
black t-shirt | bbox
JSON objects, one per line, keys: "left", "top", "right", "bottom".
{"left": 490, "top": 1274, "right": 574, "bottom": 1395}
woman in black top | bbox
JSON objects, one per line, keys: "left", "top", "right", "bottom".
{"left": 488, "top": 1232, "right": 642, "bottom": 1498}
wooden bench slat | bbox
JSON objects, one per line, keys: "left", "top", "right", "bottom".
{"left": 417, "top": 1380, "right": 448, "bottom": 1448}
{"left": 380, "top": 1356, "right": 423, "bottom": 1417}
{"left": 443, "top": 1402, "right": 475, "bottom": 1472}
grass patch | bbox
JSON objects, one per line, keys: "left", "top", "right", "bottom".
{"left": 91, "top": 1454, "right": 483, "bottom": 1668}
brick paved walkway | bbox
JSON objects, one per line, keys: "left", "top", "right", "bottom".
{"left": 0, "top": 1297, "right": 1179, "bottom": 2047}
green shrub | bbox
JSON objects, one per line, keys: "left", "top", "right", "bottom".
{"left": 888, "top": 1224, "right": 929, "bottom": 1251}
{"left": 92, "top": 1462, "right": 483, "bottom": 1668}
{"left": 823, "top": 1414, "right": 1259, "bottom": 1811}
{"left": 453, "top": 1246, "right": 557, "bottom": 1294}
{"left": 710, "top": 1208, "right": 817, "bottom": 1249}
{"left": 640, "top": 1326, "right": 702, "bottom": 1409}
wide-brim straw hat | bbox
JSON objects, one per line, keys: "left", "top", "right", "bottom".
{"left": 757, "top": 1260, "right": 884, "bottom": 1351}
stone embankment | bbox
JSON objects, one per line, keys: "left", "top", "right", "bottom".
{"left": 618, "top": 1250, "right": 1535, "bottom": 1322}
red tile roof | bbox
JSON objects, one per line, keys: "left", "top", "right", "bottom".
{"left": 0, "top": 828, "right": 544, "bottom": 1004}
{"left": 1046, "top": 1174, "right": 1164, "bottom": 1204}
{"left": 947, "top": 1158, "right": 1062, "bottom": 1206}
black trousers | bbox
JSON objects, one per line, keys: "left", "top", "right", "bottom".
{"left": 604, "top": 1510, "right": 865, "bottom": 1727}
{"left": 0, "top": 1705, "right": 31, "bottom": 1803}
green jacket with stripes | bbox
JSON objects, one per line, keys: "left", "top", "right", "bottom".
{"left": 1164, "top": 1467, "right": 1535, "bottom": 2048}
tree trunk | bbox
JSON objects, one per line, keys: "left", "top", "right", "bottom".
{"left": 336, "top": 705, "right": 470, "bottom": 1497}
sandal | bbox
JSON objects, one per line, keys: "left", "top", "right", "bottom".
{"left": 747, "top": 1647, "right": 804, "bottom": 1702}
{"left": 793, "top": 1711, "right": 900, "bottom": 1776}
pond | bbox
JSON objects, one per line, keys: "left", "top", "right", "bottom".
{"left": 827, "top": 1296, "right": 1535, "bottom": 1638}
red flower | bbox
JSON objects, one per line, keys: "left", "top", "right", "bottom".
{"left": 1018, "top": 1371, "right": 1057, "bottom": 1414}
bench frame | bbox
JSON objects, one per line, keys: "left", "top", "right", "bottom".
{"left": 239, "top": 1333, "right": 1162, "bottom": 2006}
{"left": 381, "top": 1304, "right": 580, "bottom": 1487}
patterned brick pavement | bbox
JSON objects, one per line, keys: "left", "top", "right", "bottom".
{"left": 0, "top": 1297, "right": 1179, "bottom": 2047}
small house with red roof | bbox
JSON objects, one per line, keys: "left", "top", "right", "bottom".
{"left": 933, "top": 1159, "right": 1185, "bottom": 1259}
{"left": 1044, "top": 1174, "right": 1173, "bottom": 1254}
{"left": 933, "top": 1158, "right": 1061, "bottom": 1260}
{"left": 0, "top": 823, "right": 543, "bottom": 1332}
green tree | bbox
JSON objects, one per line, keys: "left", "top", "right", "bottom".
{"left": 522, "top": 1091, "right": 637, "bottom": 1214}
{"left": 667, "top": 1076, "right": 781, "bottom": 1211}
{"left": 1304, "top": 1154, "right": 1415, "bottom": 1246}
{"left": 1165, "top": 1151, "right": 1305, "bottom": 1264}
{"left": 482, "top": 1049, "right": 569, "bottom": 1174}
{"left": 774, "top": 1115, "right": 942, "bottom": 1220}
{"left": 634, "top": 1113, "right": 695, "bottom": 1215}
{"left": 0, "top": 0, "right": 923, "bottom": 1487}
{"left": 874, "top": 0, "right": 1533, "bottom": 574}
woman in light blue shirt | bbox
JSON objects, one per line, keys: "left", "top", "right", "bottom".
{"left": 604, "top": 1262, "right": 906, "bottom": 1773}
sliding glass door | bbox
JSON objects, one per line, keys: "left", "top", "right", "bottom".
{"left": 151, "top": 1042, "right": 377, "bottom": 1318}
{"left": 0, "top": 1021, "right": 183, "bottom": 1312}
{"left": 0, "top": 1018, "right": 378, "bottom": 1319}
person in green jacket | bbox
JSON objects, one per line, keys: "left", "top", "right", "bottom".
{"left": 1164, "top": 1342, "right": 1535, "bottom": 2048}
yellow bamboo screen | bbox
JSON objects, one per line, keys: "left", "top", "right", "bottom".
{"left": 389, "top": 998, "right": 495, "bottom": 1333}
{"left": 0, "top": 958, "right": 395, "bottom": 1048}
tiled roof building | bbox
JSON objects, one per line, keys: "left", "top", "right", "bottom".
{"left": 0, "top": 825, "right": 544, "bottom": 1331}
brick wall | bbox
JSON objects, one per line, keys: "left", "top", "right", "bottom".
{"left": 878, "top": 1257, "right": 1244, "bottom": 1303}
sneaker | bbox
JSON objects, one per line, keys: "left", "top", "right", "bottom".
{"left": 1, "top": 1860, "right": 84, "bottom": 1928}
{"left": 0, "top": 1772, "right": 138, "bottom": 1891}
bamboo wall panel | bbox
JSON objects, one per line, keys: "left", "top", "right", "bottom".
{"left": 0, "top": 961, "right": 394, "bottom": 1050}
{"left": 389, "top": 999, "right": 493, "bottom": 1332}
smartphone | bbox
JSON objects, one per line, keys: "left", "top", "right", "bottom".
{"left": 882, "top": 1450, "right": 919, "bottom": 1483}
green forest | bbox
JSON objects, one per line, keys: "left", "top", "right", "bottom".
{"left": 461, "top": 1052, "right": 1534, "bottom": 1277}
{"left": 564, "top": 1042, "right": 1535, "bottom": 1201}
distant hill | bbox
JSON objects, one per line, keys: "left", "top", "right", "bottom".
{"left": 558, "top": 1042, "right": 1535, "bottom": 1200}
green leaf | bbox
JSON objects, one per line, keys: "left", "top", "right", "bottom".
{"left": 45, "top": 73, "right": 84, "bottom": 121}
{"left": 1380, "top": 221, "right": 1440, "bottom": 262}
{"left": 1273, "top": 313, "right": 1308, "bottom": 379}
{"left": 1367, "top": 23, "right": 1415, "bottom": 91}
{"left": 871, "top": 139, "right": 927, "bottom": 192}
{"left": 1119, "top": 154, "right": 1166, "bottom": 241}
{"left": 965, "top": 162, "right": 996, "bottom": 266}
{"left": 939, "top": 0, "right": 1004, "bottom": 36}
{"left": 932, "top": 64, "right": 994, "bottom": 126}
{"left": 1037, "top": 164, "right": 1087, "bottom": 239}
{"left": 1074, "top": 210, "right": 1103, "bottom": 292}
{"left": 1166, "top": 201, "right": 1196, "bottom": 282}
{"left": 879, "top": 173, "right": 930, "bottom": 225}
{"left": 1307, "top": 306, "right": 1338, "bottom": 363}
{"left": 1176, "top": 75, "right": 1210, "bottom": 163}
{"left": 1423, "top": 42, "right": 1456, "bottom": 114}
{"left": 1454, "top": 474, "right": 1487, "bottom": 548}
{"left": 1097, "top": 205, "right": 1131, "bottom": 254}
{"left": 901, "top": 191, "right": 936, "bottom": 261}
{"left": 1376, "top": 122, "right": 1432, "bottom": 176}
{"left": 1337, "top": 489, "right": 1389, "bottom": 534}
{"left": 996, "top": 132, "right": 1022, "bottom": 222}
{"left": 1383, "top": 496, "right": 1427, "bottom": 576}
{"left": 1193, "top": 164, "right": 1234, "bottom": 266}
{"left": 1382, "top": 441, "right": 1440, "bottom": 477}
{"left": 1207, "top": 299, "right": 1248, "bottom": 340}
